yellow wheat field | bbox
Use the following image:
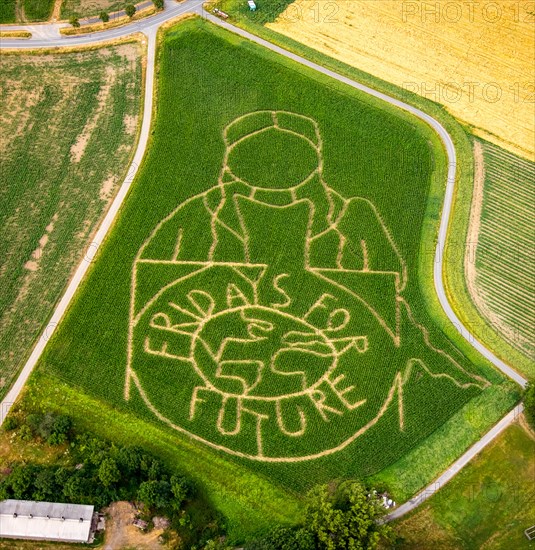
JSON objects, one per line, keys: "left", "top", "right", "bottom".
{"left": 268, "top": 1, "right": 535, "bottom": 160}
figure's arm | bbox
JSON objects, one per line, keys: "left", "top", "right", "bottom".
{"left": 139, "top": 196, "right": 215, "bottom": 262}
{"left": 337, "top": 198, "right": 407, "bottom": 291}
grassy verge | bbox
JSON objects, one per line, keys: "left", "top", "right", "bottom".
{"left": 61, "top": 6, "right": 156, "bottom": 35}
{"left": 369, "top": 381, "right": 520, "bottom": 501}
{"left": 61, "top": 0, "right": 139, "bottom": 20}
{"left": 0, "top": 30, "right": 31, "bottom": 38}
{"left": 392, "top": 421, "right": 535, "bottom": 549}
{"left": 22, "top": 372, "right": 303, "bottom": 542}
{"left": 215, "top": 0, "right": 531, "bottom": 381}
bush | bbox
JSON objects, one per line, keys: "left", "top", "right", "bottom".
{"left": 138, "top": 479, "right": 172, "bottom": 509}
{"left": 244, "top": 482, "right": 392, "bottom": 549}
{"left": 18, "top": 424, "right": 33, "bottom": 442}
{"left": 125, "top": 4, "right": 136, "bottom": 17}
{"left": 24, "top": 412, "right": 72, "bottom": 444}
{"left": 99, "top": 11, "right": 109, "bottom": 22}
{"left": 50, "top": 415, "right": 72, "bottom": 442}
{"left": 69, "top": 16, "right": 80, "bottom": 27}
{"left": 2, "top": 416, "right": 18, "bottom": 431}
{"left": 98, "top": 458, "right": 121, "bottom": 487}
{"left": 244, "top": 526, "right": 316, "bottom": 550}
{"left": 153, "top": 0, "right": 164, "bottom": 9}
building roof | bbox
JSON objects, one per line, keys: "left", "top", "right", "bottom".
{"left": 0, "top": 500, "right": 94, "bottom": 543}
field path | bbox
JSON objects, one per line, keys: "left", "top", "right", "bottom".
{"left": 0, "top": 0, "right": 528, "bottom": 520}
{"left": 50, "top": 0, "right": 63, "bottom": 21}
{"left": 384, "top": 403, "right": 525, "bottom": 521}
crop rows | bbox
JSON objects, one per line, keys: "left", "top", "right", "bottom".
{"left": 36, "top": 20, "right": 493, "bottom": 493}
{"left": 0, "top": 0, "right": 16, "bottom": 23}
{"left": 0, "top": 43, "right": 142, "bottom": 399}
{"left": 475, "top": 141, "right": 535, "bottom": 360}
{"left": 23, "top": 0, "right": 55, "bottom": 21}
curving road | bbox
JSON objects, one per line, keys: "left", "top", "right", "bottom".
{"left": 0, "top": 0, "right": 527, "bottom": 520}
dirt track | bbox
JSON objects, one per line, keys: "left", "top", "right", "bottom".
{"left": 104, "top": 502, "right": 164, "bottom": 550}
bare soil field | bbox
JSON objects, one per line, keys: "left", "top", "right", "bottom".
{"left": 268, "top": 0, "right": 535, "bottom": 160}
{"left": 103, "top": 502, "right": 164, "bottom": 550}
{"left": 0, "top": 42, "right": 143, "bottom": 400}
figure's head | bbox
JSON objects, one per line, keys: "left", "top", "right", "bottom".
{"left": 223, "top": 111, "right": 322, "bottom": 190}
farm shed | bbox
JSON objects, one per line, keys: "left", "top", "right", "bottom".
{"left": 0, "top": 500, "right": 95, "bottom": 543}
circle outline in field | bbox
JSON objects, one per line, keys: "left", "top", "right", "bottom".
{"left": 126, "top": 110, "right": 489, "bottom": 462}
{"left": 226, "top": 127, "right": 320, "bottom": 189}
{"left": 129, "top": 367, "right": 403, "bottom": 463}
{"left": 189, "top": 304, "right": 339, "bottom": 400}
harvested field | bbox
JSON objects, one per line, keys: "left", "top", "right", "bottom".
{"left": 0, "top": 42, "right": 142, "bottom": 399}
{"left": 264, "top": 0, "right": 535, "bottom": 160}
{"left": 30, "top": 22, "right": 517, "bottom": 534}
{"left": 467, "top": 140, "right": 535, "bottom": 368}
{"left": 61, "top": 0, "right": 133, "bottom": 19}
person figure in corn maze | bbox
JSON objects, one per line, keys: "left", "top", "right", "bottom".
{"left": 127, "top": 111, "right": 488, "bottom": 461}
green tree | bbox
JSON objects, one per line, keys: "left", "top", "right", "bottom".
{"left": 170, "top": 475, "right": 191, "bottom": 510}
{"left": 63, "top": 472, "right": 89, "bottom": 502}
{"left": 524, "top": 383, "right": 535, "bottom": 429}
{"left": 305, "top": 481, "right": 392, "bottom": 550}
{"left": 100, "top": 11, "right": 109, "bottom": 22}
{"left": 47, "top": 415, "right": 72, "bottom": 445}
{"left": 26, "top": 412, "right": 43, "bottom": 435}
{"left": 55, "top": 466, "right": 71, "bottom": 487}
{"left": 98, "top": 458, "right": 121, "bottom": 487}
{"left": 125, "top": 4, "right": 136, "bottom": 18}
{"left": 76, "top": 435, "right": 108, "bottom": 466}
{"left": 245, "top": 526, "right": 315, "bottom": 550}
{"left": 153, "top": 0, "right": 164, "bottom": 9}
{"left": 147, "top": 458, "right": 163, "bottom": 480}
{"left": 33, "top": 468, "right": 60, "bottom": 501}
{"left": 116, "top": 446, "right": 143, "bottom": 475}
{"left": 69, "top": 16, "right": 80, "bottom": 27}
{"left": 138, "top": 480, "right": 172, "bottom": 509}
{"left": 8, "top": 465, "right": 37, "bottom": 499}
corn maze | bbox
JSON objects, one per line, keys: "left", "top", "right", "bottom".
{"left": 37, "top": 21, "right": 504, "bottom": 488}
{"left": 126, "top": 110, "right": 488, "bottom": 461}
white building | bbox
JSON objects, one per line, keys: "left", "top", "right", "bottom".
{"left": 0, "top": 500, "right": 94, "bottom": 543}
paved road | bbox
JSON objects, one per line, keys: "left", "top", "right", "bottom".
{"left": 0, "top": 27, "right": 158, "bottom": 423}
{"left": 0, "top": 0, "right": 201, "bottom": 48}
{"left": 0, "top": 0, "right": 527, "bottom": 521}
{"left": 384, "top": 403, "right": 525, "bottom": 521}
